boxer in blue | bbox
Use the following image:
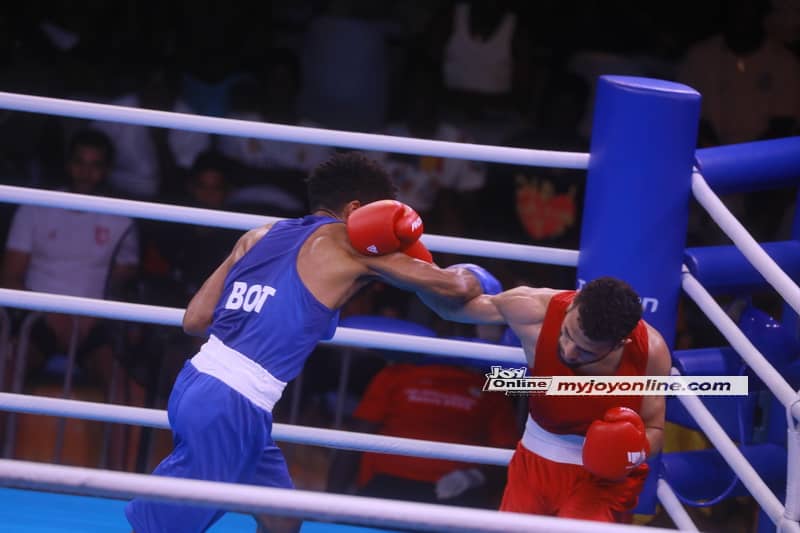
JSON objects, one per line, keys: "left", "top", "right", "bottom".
{"left": 125, "top": 152, "right": 496, "bottom": 533}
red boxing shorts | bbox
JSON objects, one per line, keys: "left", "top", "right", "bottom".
{"left": 500, "top": 441, "right": 649, "bottom": 523}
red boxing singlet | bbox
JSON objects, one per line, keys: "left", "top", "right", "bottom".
{"left": 528, "top": 291, "right": 649, "bottom": 435}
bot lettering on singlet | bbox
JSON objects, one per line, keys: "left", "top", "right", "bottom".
{"left": 224, "top": 281, "right": 277, "bottom": 313}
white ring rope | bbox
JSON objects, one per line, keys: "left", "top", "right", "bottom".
{"left": 0, "top": 91, "right": 590, "bottom": 169}
{"left": 0, "top": 459, "right": 672, "bottom": 533}
{"left": 691, "top": 171, "right": 800, "bottom": 315}
{"left": 0, "top": 390, "right": 730, "bottom": 531}
{"left": 0, "top": 185, "right": 581, "bottom": 266}
{"left": 672, "top": 368, "right": 787, "bottom": 526}
{"left": 681, "top": 270, "right": 800, "bottom": 421}
{"left": 655, "top": 480, "right": 698, "bottom": 532}
{"left": 0, "top": 392, "right": 513, "bottom": 466}
{"left": 0, "top": 288, "right": 526, "bottom": 364}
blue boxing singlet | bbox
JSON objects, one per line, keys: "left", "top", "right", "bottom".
{"left": 191, "top": 215, "right": 340, "bottom": 411}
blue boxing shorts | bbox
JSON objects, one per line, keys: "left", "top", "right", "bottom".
{"left": 125, "top": 361, "right": 293, "bottom": 533}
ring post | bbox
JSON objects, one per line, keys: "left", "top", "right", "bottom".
{"left": 577, "top": 76, "right": 701, "bottom": 345}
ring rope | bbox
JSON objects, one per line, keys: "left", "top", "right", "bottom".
{"left": 0, "top": 389, "right": 708, "bottom": 530}
{"left": 655, "top": 480, "right": 699, "bottom": 532}
{"left": 0, "top": 185, "right": 580, "bottom": 266}
{"left": 0, "top": 459, "right": 673, "bottom": 533}
{"left": 691, "top": 171, "right": 800, "bottom": 314}
{"left": 0, "top": 288, "right": 526, "bottom": 364}
{"left": 671, "top": 368, "right": 786, "bottom": 525}
{"left": 681, "top": 270, "right": 800, "bottom": 419}
{"left": 0, "top": 91, "right": 589, "bottom": 169}
{"left": 0, "top": 392, "right": 513, "bottom": 465}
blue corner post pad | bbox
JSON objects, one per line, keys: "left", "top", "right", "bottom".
{"left": 451, "top": 263, "right": 502, "bottom": 295}
{"left": 577, "top": 76, "right": 701, "bottom": 347}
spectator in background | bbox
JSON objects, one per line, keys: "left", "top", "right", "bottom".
{"left": 1, "top": 129, "right": 142, "bottom": 468}
{"left": 766, "top": 0, "right": 800, "bottom": 55}
{"left": 140, "top": 150, "right": 239, "bottom": 307}
{"left": 219, "top": 49, "right": 333, "bottom": 176}
{"left": 165, "top": 4, "right": 266, "bottom": 173}
{"left": 566, "top": 2, "right": 688, "bottom": 140}
{"left": 298, "top": 2, "right": 395, "bottom": 131}
{"left": 477, "top": 71, "right": 589, "bottom": 289}
{"left": 133, "top": 151, "right": 240, "bottom": 429}
{"left": 678, "top": 0, "right": 800, "bottom": 243}
{"left": 423, "top": 0, "right": 534, "bottom": 141}
{"left": 370, "top": 58, "right": 486, "bottom": 236}
{"left": 217, "top": 49, "right": 332, "bottom": 216}
{"left": 2, "top": 129, "right": 139, "bottom": 372}
{"left": 327, "top": 357, "right": 519, "bottom": 508}
{"left": 678, "top": 0, "right": 800, "bottom": 146}
{"left": 87, "top": 62, "right": 164, "bottom": 200}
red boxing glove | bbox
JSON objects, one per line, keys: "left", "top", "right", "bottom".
{"left": 346, "top": 200, "right": 424, "bottom": 256}
{"left": 400, "top": 239, "right": 433, "bottom": 263}
{"left": 582, "top": 407, "right": 649, "bottom": 480}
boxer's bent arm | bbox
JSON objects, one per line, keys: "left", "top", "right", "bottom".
{"left": 639, "top": 325, "right": 671, "bottom": 456}
{"left": 183, "top": 254, "right": 236, "bottom": 336}
{"left": 183, "top": 225, "right": 271, "bottom": 336}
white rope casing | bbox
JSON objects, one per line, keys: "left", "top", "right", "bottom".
{"left": 0, "top": 92, "right": 589, "bottom": 169}
{"left": 691, "top": 171, "right": 800, "bottom": 315}
{"left": 0, "top": 185, "right": 580, "bottom": 265}
{"left": 0, "top": 459, "right": 679, "bottom": 533}
{"left": 0, "top": 392, "right": 513, "bottom": 466}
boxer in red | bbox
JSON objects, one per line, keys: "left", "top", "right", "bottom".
{"left": 422, "top": 276, "right": 671, "bottom": 523}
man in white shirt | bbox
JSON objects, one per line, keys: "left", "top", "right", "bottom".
{"left": 2, "top": 129, "right": 139, "bottom": 405}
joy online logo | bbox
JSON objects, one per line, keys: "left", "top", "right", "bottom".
{"left": 483, "top": 366, "right": 552, "bottom": 394}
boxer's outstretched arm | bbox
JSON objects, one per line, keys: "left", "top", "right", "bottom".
{"left": 358, "top": 252, "right": 483, "bottom": 305}
{"left": 420, "top": 285, "right": 555, "bottom": 328}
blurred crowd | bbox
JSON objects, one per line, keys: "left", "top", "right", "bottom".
{"left": 0, "top": 0, "right": 797, "bottom": 528}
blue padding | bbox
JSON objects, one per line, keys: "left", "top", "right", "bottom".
{"left": 739, "top": 304, "right": 800, "bottom": 373}
{"left": 695, "top": 137, "right": 800, "bottom": 195}
{"left": 765, "top": 393, "right": 791, "bottom": 446}
{"left": 577, "top": 76, "right": 700, "bottom": 346}
{"left": 668, "top": 348, "right": 756, "bottom": 440}
{"left": 661, "top": 443, "right": 786, "bottom": 504}
{"left": 684, "top": 241, "right": 800, "bottom": 294}
{"left": 672, "top": 347, "right": 740, "bottom": 376}
{"left": 338, "top": 315, "right": 436, "bottom": 337}
{"left": 666, "top": 395, "right": 756, "bottom": 442}
{"left": 781, "top": 359, "right": 800, "bottom": 389}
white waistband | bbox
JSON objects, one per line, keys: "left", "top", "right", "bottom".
{"left": 520, "top": 414, "right": 585, "bottom": 465}
{"left": 190, "top": 334, "right": 286, "bottom": 413}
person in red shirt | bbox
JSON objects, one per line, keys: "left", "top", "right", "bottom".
{"left": 328, "top": 360, "right": 519, "bottom": 508}
{"left": 422, "top": 275, "right": 671, "bottom": 523}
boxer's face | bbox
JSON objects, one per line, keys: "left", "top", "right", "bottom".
{"left": 557, "top": 305, "right": 618, "bottom": 369}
